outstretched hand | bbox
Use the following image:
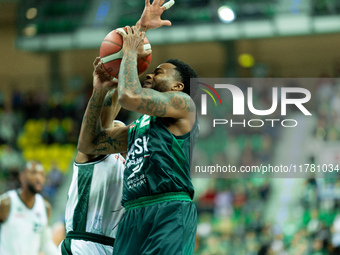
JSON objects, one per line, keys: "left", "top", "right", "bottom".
{"left": 137, "top": 0, "right": 173, "bottom": 32}
{"left": 93, "top": 57, "right": 118, "bottom": 90}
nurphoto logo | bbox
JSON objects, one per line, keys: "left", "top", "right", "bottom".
{"left": 196, "top": 79, "right": 312, "bottom": 128}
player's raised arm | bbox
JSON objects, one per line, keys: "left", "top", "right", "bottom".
{"left": 117, "top": 26, "right": 196, "bottom": 120}
{"left": 100, "top": 84, "right": 121, "bottom": 129}
{"left": 76, "top": 86, "right": 125, "bottom": 162}
{"left": 77, "top": 57, "right": 129, "bottom": 155}
{"left": 136, "top": 0, "right": 173, "bottom": 32}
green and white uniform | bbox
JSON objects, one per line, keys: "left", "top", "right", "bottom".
{"left": 0, "top": 190, "right": 48, "bottom": 255}
{"left": 59, "top": 154, "right": 125, "bottom": 255}
{"left": 113, "top": 114, "right": 199, "bottom": 255}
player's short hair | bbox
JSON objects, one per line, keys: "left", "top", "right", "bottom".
{"left": 23, "top": 160, "right": 43, "bottom": 173}
{"left": 165, "top": 59, "right": 198, "bottom": 98}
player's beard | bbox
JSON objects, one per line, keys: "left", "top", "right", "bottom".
{"left": 153, "top": 81, "right": 169, "bottom": 92}
{"left": 27, "top": 182, "right": 40, "bottom": 194}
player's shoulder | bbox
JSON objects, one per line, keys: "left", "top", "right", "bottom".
{"left": 0, "top": 192, "right": 11, "bottom": 222}
{"left": 0, "top": 190, "right": 17, "bottom": 204}
{"left": 166, "top": 90, "right": 191, "bottom": 99}
{"left": 168, "top": 91, "right": 196, "bottom": 111}
{"left": 0, "top": 193, "right": 10, "bottom": 206}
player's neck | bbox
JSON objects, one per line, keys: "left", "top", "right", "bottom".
{"left": 18, "top": 188, "right": 36, "bottom": 209}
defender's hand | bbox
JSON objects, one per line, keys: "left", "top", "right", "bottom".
{"left": 137, "top": 0, "right": 173, "bottom": 32}
{"left": 117, "top": 26, "right": 151, "bottom": 58}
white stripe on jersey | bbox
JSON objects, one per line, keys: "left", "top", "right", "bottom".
{"left": 65, "top": 154, "right": 125, "bottom": 238}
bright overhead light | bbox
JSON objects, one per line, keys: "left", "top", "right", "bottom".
{"left": 23, "top": 24, "right": 37, "bottom": 37}
{"left": 238, "top": 53, "right": 255, "bottom": 68}
{"left": 218, "top": 6, "right": 235, "bottom": 23}
{"left": 26, "top": 8, "right": 38, "bottom": 20}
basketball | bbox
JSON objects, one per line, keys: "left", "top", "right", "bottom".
{"left": 100, "top": 28, "right": 152, "bottom": 78}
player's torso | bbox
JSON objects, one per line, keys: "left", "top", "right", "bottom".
{"left": 0, "top": 190, "right": 47, "bottom": 255}
{"left": 65, "top": 154, "right": 125, "bottom": 238}
{"left": 123, "top": 114, "right": 197, "bottom": 203}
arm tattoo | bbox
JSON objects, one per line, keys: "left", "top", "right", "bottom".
{"left": 137, "top": 90, "right": 167, "bottom": 116}
{"left": 119, "top": 53, "right": 141, "bottom": 94}
{"left": 103, "top": 89, "right": 114, "bottom": 107}
{"left": 119, "top": 52, "right": 194, "bottom": 116}
{"left": 92, "top": 129, "right": 126, "bottom": 154}
{"left": 83, "top": 90, "right": 105, "bottom": 136}
{"left": 119, "top": 52, "right": 168, "bottom": 117}
{"left": 79, "top": 88, "right": 127, "bottom": 154}
{"left": 169, "top": 93, "right": 194, "bottom": 112}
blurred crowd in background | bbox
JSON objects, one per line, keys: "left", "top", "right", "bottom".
{"left": 1, "top": 70, "right": 340, "bottom": 254}
{"left": 192, "top": 73, "right": 340, "bottom": 254}
{"left": 2, "top": 0, "right": 340, "bottom": 254}
{"left": 0, "top": 88, "right": 85, "bottom": 201}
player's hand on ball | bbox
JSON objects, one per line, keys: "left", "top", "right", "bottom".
{"left": 117, "top": 26, "right": 151, "bottom": 58}
{"left": 93, "top": 57, "right": 118, "bottom": 90}
{"left": 137, "top": 35, "right": 152, "bottom": 59}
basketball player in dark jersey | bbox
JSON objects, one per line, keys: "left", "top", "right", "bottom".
{"left": 78, "top": 1, "right": 199, "bottom": 254}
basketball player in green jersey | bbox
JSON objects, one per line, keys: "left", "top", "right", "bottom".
{"left": 78, "top": 1, "right": 199, "bottom": 254}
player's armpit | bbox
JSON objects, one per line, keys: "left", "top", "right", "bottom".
{"left": 78, "top": 126, "right": 129, "bottom": 155}
{"left": 75, "top": 151, "right": 97, "bottom": 164}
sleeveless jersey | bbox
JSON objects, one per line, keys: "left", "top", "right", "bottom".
{"left": 0, "top": 190, "right": 48, "bottom": 255}
{"left": 64, "top": 154, "right": 125, "bottom": 238}
{"left": 122, "top": 114, "right": 199, "bottom": 204}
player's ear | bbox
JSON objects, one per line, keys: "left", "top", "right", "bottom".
{"left": 171, "top": 82, "right": 184, "bottom": 92}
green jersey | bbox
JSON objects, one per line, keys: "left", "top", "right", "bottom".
{"left": 122, "top": 114, "right": 199, "bottom": 204}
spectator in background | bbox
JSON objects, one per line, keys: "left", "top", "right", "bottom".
{"left": 315, "top": 73, "right": 334, "bottom": 105}
{"left": 0, "top": 144, "right": 24, "bottom": 174}
{"left": 0, "top": 91, "right": 4, "bottom": 108}
{"left": 42, "top": 161, "right": 64, "bottom": 206}
{"left": 11, "top": 88, "right": 23, "bottom": 111}
{"left": 0, "top": 106, "right": 19, "bottom": 146}
{"left": 0, "top": 160, "right": 58, "bottom": 255}
{"left": 331, "top": 213, "right": 340, "bottom": 254}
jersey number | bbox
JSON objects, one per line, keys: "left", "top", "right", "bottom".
{"left": 140, "top": 115, "right": 150, "bottom": 128}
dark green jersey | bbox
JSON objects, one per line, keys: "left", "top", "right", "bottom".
{"left": 122, "top": 114, "right": 199, "bottom": 204}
